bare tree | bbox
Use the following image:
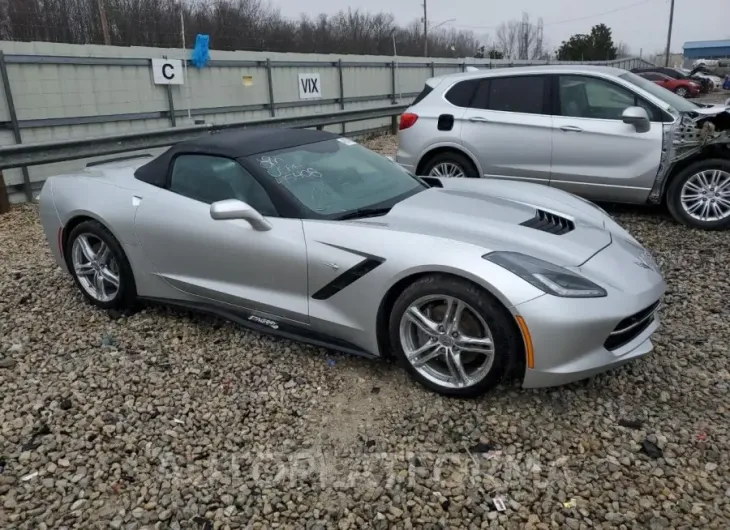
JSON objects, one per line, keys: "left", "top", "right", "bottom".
{"left": 0, "top": 0, "right": 480, "bottom": 57}
{"left": 616, "top": 42, "right": 631, "bottom": 58}
{"left": 496, "top": 12, "right": 545, "bottom": 60}
{"left": 495, "top": 19, "right": 519, "bottom": 58}
{"left": 0, "top": 0, "right": 9, "bottom": 40}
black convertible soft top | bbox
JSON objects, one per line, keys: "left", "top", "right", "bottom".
{"left": 134, "top": 127, "right": 337, "bottom": 187}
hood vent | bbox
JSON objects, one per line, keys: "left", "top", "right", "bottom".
{"left": 520, "top": 209, "right": 575, "bottom": 235}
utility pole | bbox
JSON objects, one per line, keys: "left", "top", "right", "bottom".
{"left": 522, "top": 19, "right": 528, "bottom": 60}
{"left": 663, "top": 0, "right": 675, "bottom": 66}
{"left": 422, "top": 0, "right": 428, "bottom": 57}
{"left": 97, "top": 0, "right": 111, "bottom": 45}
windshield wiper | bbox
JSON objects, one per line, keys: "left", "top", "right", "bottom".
{"left": 335, "top": 207, "right": 392, "bottom": 221}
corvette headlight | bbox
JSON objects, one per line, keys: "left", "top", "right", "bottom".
{"left": 484, "top": 251, "right": 607, "bottom": 298}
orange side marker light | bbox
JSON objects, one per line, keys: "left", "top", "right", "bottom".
{"left": 515, "top": 316, "right": 534, "bottom": 369}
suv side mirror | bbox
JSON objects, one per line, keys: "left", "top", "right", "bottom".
{"left": 621, "top": 106, "right": 651, "bottom": 133}
{"left": 210, "top": 199, "right": 272, "bottom": 231}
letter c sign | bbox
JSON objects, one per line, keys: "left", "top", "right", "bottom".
{"left": 162, "top": 63, "right": 174, "bottom": 80}
{"left": 152, "top": 59, "right": 184, "bottom": 85}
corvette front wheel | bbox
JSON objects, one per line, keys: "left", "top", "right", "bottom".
{"left": 65, "top": 220, "right": 137, "bottom": 310}
{"left": 389, "top": 275, "right": 521, "bottom": 398}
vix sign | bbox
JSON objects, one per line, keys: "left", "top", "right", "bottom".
{"left": 298, "top": 73, "right": 322, "bottom": 100}
{"left": 151, "top": 59, "right": 184, "bottom": 85}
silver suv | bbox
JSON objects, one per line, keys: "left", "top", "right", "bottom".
{"left": 396, "top": 65, "right": 730, "bottom": 230}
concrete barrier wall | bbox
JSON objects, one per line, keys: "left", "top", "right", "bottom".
{"left": 0, "top": 40, "right": 655, "bottom": 201}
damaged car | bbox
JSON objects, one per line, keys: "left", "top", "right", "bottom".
{"left": 631, "top": 66, "right": 712, "bottom": 94}
{"left": 396, "top": 65, "right": 730, "bottom": 230}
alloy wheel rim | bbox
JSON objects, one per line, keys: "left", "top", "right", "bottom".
{"left": 680, "top": 169, "right": 730, "bottom": 222}
{"left": 399, "top": 295, "right": 495, "bottom": 389}
{"left": 430, "top": 162, "right": 466, "bottom": 178}
{"left": 71, "top": 234, "right": 121, "bottom": 302}
{"left": 676, "top": 87, "right": 687, "bottom": 97}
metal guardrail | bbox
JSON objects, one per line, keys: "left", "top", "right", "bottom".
{"left": 0, "top": 105, "right": 408, "bottom": 171}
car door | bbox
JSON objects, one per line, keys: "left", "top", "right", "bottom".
{"left": 133, "top": 153, "right": 310, "bottom": 323}
{"left": 460, "top": 74, "right": 552, "bottom": 185}
{"left": 549, "top": 74, "right": 665, "bottom": 203}
{"left": 654, "top": 73, "right": 675, "bottom": 90}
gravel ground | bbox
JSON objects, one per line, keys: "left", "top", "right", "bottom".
{"left": 1, "top": 135, "right": 729, "bottom": 530}
{"left": 696, "top": 91, "right": 730, "bottom": 106}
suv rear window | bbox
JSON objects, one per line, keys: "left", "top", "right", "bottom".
{"left": 412, "top": 84, "right": 434, "bottom": 105}
{"left": 444, "top": 79, "right": 480, "bottom": 107}
{"left": 479, "top": 76, "right": 546, "bottom": 114}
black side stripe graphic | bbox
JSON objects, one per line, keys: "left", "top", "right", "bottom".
{"left": 312, "top": 243, "right": 385, "bottom": 300}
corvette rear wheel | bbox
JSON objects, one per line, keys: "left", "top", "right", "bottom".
{"left": 66, "top": 220, "right": 137, "bottom": 310}
{"left": 389, "top": 275, "right": 520, "bottom": 397}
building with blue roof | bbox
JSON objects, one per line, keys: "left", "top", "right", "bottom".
{"left": 682, "top": 40, "right": 730, "bottom": 59}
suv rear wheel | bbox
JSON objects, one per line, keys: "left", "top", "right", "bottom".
{"left": 666, "top": 158, "right": 730, "bottom": 230}
{"left": 422, "top": 151, "right": 479, "bottom": 179}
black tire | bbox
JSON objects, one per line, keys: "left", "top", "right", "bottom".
{"left": 64, "top": 220, "right": 137, "bottom": 310}
{"left": 674, "top": 86, "right": 688, "bottom": 98}
{"left": 666, "top": 158, "right": 730, "bottom": 230}
{"left": 421, "top": 151, "right": 479, "bottom": 178}
{"left": 389, "top": 274, "right": 522, "bottom": 398}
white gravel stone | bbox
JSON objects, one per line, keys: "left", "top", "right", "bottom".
{"left": 1, "top": 134, "right": 729, "bottom": 528}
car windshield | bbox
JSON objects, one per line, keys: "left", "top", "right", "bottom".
{"left": 620, "top": 71, "right": 699, "bottom": 113}
{"left": 246, "top": 138, "right": 426, "bottom": 219}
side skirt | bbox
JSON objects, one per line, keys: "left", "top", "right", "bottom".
{"left": 139, "top": 297, "right": 379, "bottom": 360}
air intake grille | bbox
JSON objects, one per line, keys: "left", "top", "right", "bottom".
{"left": 520, "top": 209, "right": 575, "bottom": 235}
{"left": 604, "top": 301, "right": 660, "bottom": 351}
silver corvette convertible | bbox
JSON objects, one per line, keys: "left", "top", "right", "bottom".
{"left": 38, "top": 128, "right": 666, "bottom": 397}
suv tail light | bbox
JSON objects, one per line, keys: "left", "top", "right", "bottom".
{"left": 399, "top": 113, "right": 419, "bottom": 130}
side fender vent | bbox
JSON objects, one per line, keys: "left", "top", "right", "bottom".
{"left": 520, "top": 209, "right": 575, "bottom": 235}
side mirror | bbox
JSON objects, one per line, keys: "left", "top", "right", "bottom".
{"left": 621, "top": 106, "right": 651, "bottom": 133}
{"left": 210, "top": 199, "right": 272, "bottom": 231}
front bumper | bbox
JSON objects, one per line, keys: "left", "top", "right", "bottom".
{"left": 514, "top": 240, "right": 666, "bottom": 389}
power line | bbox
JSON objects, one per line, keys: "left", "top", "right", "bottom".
{"left": 452, "top": 0, "right": 661, "bottom": 31}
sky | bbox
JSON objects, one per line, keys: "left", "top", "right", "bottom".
{"left": 267, "top": 0, "right": 730, "bottom": 57}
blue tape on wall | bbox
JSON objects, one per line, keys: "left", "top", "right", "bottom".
{"left": 191, "top": 34, "right": 210, "bottom": 68}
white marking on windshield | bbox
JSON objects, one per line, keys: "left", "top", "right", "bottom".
{"left": 257, "top": 155, "right": 322, "bottom": 184}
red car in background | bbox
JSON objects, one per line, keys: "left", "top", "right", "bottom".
{"left": 635, "top": 71, "right": 700, "bottom": 98}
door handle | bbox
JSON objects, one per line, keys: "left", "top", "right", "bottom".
{"left": 468, "top": 116, "right": 490, "bottom": 123}
{"left": 559, "top": 125, "right": 583, "bottom": 133}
